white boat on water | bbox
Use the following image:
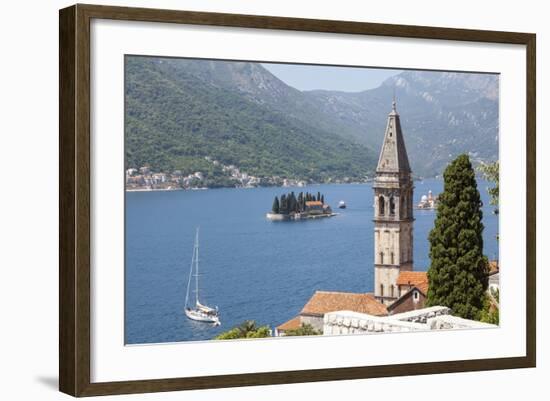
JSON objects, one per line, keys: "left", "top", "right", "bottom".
{"left": 338, "top": 200, "right": 346, "bottom": 209}
{"left": 184, "top": 228, "right": 220, "bottom": 325}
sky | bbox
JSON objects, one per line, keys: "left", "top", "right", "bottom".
{"left": 262, "top": 62, "right": 402, "bottom": 92}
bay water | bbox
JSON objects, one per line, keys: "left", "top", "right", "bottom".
{"left": 125, "top": 179, "right": 499, "bottom": 344}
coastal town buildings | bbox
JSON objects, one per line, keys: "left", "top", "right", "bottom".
{"left": 125, "top": 157, "right": 307, "bottom": 191}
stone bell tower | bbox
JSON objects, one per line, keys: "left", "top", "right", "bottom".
{"left": 373, "top": 101, "right": 414, "bottom": 305}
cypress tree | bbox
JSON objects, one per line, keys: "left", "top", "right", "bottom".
{"left": 426, "top": 154, "right": 489, "bottom": 320}
{"left": 288, "top": 192, "right": 296, "bottom": 213}
{"left": 272, "top": 196, "right": 280, "bottom": 214}
{"left": 280, "top": 194, "right": 287, "bottom": 214}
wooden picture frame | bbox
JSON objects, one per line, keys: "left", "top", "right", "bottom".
{"left": 59, "top": 3, "right": 536, "bottom": 397}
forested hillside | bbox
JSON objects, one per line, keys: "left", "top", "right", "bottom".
{"left": 125, "top": 57, "right": 377, "bottom": 182}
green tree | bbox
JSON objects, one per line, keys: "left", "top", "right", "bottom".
{"left": 479, "top": 288, "right": 499, "bottom": 325}
{"left": 272, "top": 196, "right": 280, "bottom": 214}
{"left": 427, "top": 154, "right": 489, "bottom": 320}
{"left": 214, "top": 320, "right": 271, "bottom": 340}
{"left": 284, "top": 324, "right": 322, "bottom": 336}
{"left": 288, "top": 192, "right": 296, "bottom": 213}
{"left": 280, "top": 194, "right": 288, "bottom": 214}
{"left": 478, "top": 161, "right": 499, "bottom": 214}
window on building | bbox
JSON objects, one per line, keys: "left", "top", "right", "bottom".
{"left": 390, "top": 285, "right": 394, "bottom": 298}
{"left": 413, "top": 290, "right": 419, "bottom": 302}
{"left": 378, "top": 195, "right": 385, "bottom": 216}
{"left": 389, "top": 196, "right": 395, "bottom": 215}
{"left": 390, "top": 252, "right": 394, "bottom": 265}
{"left": 379, "top": 252, "right": 384, "bottom": 264}
{"left": 380, "top": 284, "right": 384, "bottom": 297}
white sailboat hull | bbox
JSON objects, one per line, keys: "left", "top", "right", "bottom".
{"left": 185, "top": 308, "right": 220, "bottom": 325}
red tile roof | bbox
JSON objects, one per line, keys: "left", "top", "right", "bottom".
{"left": 396, "top": 271, "right": 428, "bottom": 287}
{"left": 416, "top": 281, "right": 429, "bottom": 295}
{"left": 276, "top": 316, "right": 302, "bottom": 331}
{"left": 300, "top": 291, "right": 387, "bottom": 317}
{"left": 305, "top": 201, "right": 323, "bottom": 206}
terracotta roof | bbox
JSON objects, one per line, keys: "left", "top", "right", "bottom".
{"left": 416, "top": 281, "right": 429, "bottom": 295}
{"left": 300, "top": 291, "right": 387, "bottom": 317}
{"left": 396, "top": 271, "right": 428, "bottom": 287}
{"left": 488, "top": 260, "right": 499, "bottom": 275}
{"left": 276, "top": 316, "right": 302, "bottom": 331}
{"left": 305, "top": 201, "right": 323, "bottom": 206}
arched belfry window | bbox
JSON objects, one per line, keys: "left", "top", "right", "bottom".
{"left": 389, "top": 196, "right": 396, "bottom": 216}
{"left": 390, "top": 252, "right": 395, "bottom": 265}
{"left": 380, "top": 284, "right": 384, "bottom": 297}
{"left": 379, "top": 252, "right": 384, "bottom": 264}
{"left": 378, "top": 196, "right": 385, "bottom": 216}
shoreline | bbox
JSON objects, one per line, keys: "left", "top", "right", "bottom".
{"left": 125, "top": 177, "right": 448, "bottom": 193}
{"left": 125, "top": 182, "right": 375, "bottom": 193}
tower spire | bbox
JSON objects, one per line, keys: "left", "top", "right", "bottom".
{"left": 376, "top": 101, "right": 410, "bottom": 173}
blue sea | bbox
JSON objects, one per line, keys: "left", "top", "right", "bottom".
{"left": 125, "top": 179, "right": 499, "bottom": 344}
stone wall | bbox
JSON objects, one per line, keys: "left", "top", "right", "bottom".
{"left": 323, "top": 310, "right": 427, "bottom": 335}
{"left": 322, "top": 306, "right": 495, "bottom": 336}
{"left": 427, "top": 315, "right": 497, "bottom": 330}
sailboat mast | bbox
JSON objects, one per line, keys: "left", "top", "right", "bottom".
{"left": 195, "top": 227, "right": 200, "bottom": 305}
{"left": 184, "top": 234, "right": 195, "bottom": 309}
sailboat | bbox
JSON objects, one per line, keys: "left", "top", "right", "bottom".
{"left": 184, "top": 228, "right": 220, "bottom": 325}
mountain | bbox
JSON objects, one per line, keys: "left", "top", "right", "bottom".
{"left": 125, "top": 57, "right": 377, "bottom": 183}
{"left": 306, "top": 71, "right": 499, "bottom": 176}
{"left": 125, "top": 57, "right": 499, "bottom": 181}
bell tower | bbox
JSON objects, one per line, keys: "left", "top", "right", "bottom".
{"left": 373, "top": 101, "right": 414, "bottom": 305}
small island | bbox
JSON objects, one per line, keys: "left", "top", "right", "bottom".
{"left": 267, "top": 191, "right": 335, "bottom": 221}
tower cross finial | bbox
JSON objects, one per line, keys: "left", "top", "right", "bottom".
{"left": 392, "top": 88, "right": 397, "bottom": 111}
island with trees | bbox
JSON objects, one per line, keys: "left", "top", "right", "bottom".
{"left": 266, "top": 191, "right": 335, "bottom": 221}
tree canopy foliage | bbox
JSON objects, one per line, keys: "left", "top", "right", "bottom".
{"left": 283, "top": 324, "right": 322, "bottom": 336}
{"left": 427, "top": 154, "right": 489, "bottom": 320}
{"left": 273, "top": 191, "right": 328, "bottom": 214}
{"left": 214, "top": 320, "right": 271, "bottom": 340}
{"left": 478, "top": 160, "right": 499, "bottom": 214}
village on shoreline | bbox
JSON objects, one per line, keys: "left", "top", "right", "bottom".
{"left": 126, "top": 157, "right": 373, "bottom": 192}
